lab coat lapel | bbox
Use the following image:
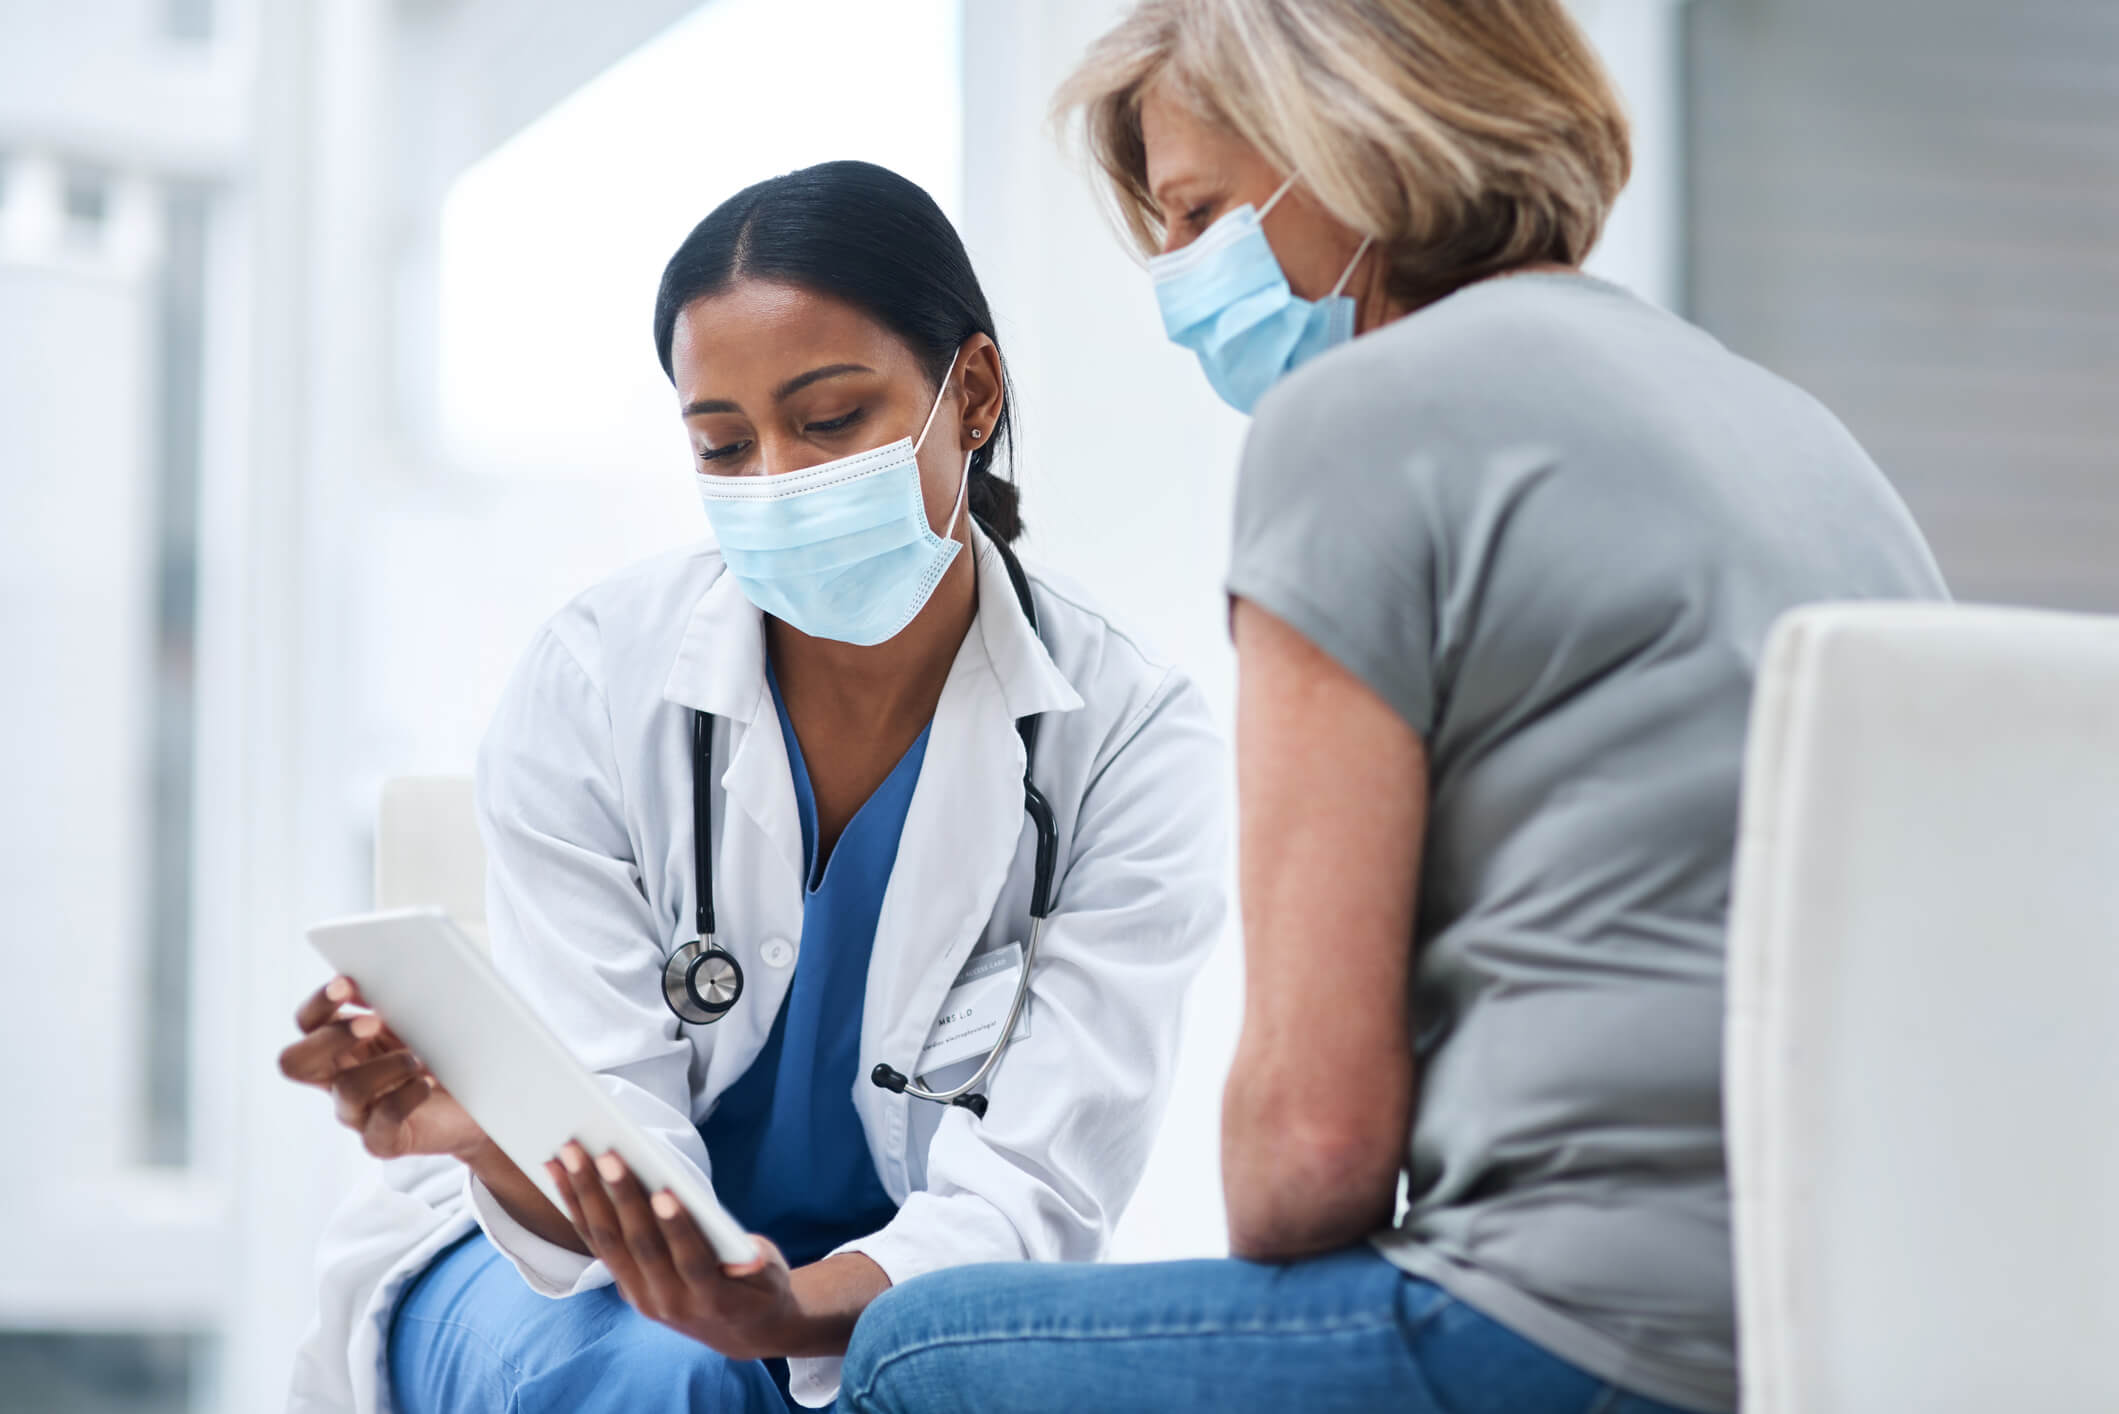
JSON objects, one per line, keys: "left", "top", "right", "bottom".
{"left": 854, "top": 530, "right": 1084, "bottom": 1196}
{"left": 662, "top": 562, "right": 806, "bottom": 1101}
{"left": 856, "top": 640, "right": 1022, "bottom": 1197}
{"left": 663, "top": 564, "right": 806, "bottom": 887}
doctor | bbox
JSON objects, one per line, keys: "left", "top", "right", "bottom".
{"left": 279, "top": 160, "right": 1225, "bottom": 1414}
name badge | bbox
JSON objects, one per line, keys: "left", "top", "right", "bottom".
{"left": 917, "top": 941, "right": 1030, "bottom": 1078}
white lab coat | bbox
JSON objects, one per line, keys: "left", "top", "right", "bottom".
{"left": 288, "top": 527, "right": 1228, "bottom": 1412}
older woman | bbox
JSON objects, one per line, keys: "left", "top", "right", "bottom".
{"left": 839, "top": 4, "right": 1947, "bottom": 1413}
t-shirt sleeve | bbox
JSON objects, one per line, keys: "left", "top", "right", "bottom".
{"left": 1225, "top": 376, "right": 1448, "bottom": 738}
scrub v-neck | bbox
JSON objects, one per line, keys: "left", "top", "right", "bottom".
{"left": 694, "top": 661, "right": 932, "bottom": 1269}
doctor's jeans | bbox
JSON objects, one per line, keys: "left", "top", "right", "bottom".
{"left": 838, "top": 1247, "right": 1709, "bottom": 1414}
{"left": 387, "top": 1231, "right": 809, "bottom": 1414}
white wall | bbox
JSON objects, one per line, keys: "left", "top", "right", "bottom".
{"left": 0, "top": 0, "right": 250, "bottom": 1366}
{"left": 958, "top": 0, "right": 1252, "bottom": 1263}
{"left": 1573, "top": 0, "right": 1693, "bottom": 312}
{"left": 0, "top": 258, "right": 184, "bottom": 1308}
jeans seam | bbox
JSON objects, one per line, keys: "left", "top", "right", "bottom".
{"left": 1400, "top": 1290, "right": 1458, "bottom": 1341}
{"left": 845, "top": 1314, "right": 1402, "bottom": 1407}
{"left": 1393, "top": 1292, "right": 1461, "bottom": 1414}
{"left": 1583, "top": 1386, "right": 1622, "bottom": 1414}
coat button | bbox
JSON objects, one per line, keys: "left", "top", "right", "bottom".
{"left": 761, "top": 938, "right": 795, "bottom": 968}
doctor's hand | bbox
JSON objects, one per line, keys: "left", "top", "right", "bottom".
{"left": 548, "top": 1142, "right": 887, "bottom": 1362}
{"left": 278, "top": 976, "right": 488, "bottom": 1162}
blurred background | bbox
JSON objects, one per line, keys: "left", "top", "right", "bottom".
{"left": 0, "top": 0, "right": 2112, "bottom": 1408}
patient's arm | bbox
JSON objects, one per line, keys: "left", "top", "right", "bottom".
{"left": 1221, "top": 600, "right": 1426, "bottom": 1262}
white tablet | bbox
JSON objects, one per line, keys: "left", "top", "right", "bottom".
{"left": 307, "top": 906, "right": 757, "bottom": 1266}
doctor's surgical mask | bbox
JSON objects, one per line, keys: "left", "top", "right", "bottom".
{"left": 1149, "top": 174, "right": 1372, "bottom": 415}
{"left": 694, "top": 352, "right": 971, "bottom": 646}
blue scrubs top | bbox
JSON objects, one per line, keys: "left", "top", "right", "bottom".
{"left": 696, "top": 665, "right": 928, "bottom": 1269}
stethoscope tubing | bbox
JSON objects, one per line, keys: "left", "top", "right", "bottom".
{"left": 873, "top": 912, "right": 1044, "bottom": 1112}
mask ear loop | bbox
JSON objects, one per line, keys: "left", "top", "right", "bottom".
{"left": 1261, "top": 175, "right": 1373, "bottom": 304}
{"left": 1330, "top": 235, "right": 1375, "bottom": 298}
{"left": 1257, "top": 172, "right": 1300, "bottom": 221}
{"left": 911, "top": 347, "right": 962, "bottom": 455}
{"left": 942, "top": 448, "right": 974, "bottom": 541}
{"left": 912, "top": 346, "right": 974, "bottom": 541}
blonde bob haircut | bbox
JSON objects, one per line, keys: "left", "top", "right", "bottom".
{"left": 1054, "top": 0, "right": 1632, "bottom": 307}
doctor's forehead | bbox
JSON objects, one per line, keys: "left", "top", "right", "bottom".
{"left": 666, "top": 279, "right": 918, "bottom": 406}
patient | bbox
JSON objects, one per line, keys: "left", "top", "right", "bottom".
{"left": 839, "top": 3, "right": 1948, "bottom": 1412}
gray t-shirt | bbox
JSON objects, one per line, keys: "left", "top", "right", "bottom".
{"left": 1227, "top": 272, "right": 1947, "bottom": 1413}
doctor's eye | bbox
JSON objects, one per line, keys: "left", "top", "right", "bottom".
{"left": 697, "top": 440, "right": 749, "bottom": 463}
{"left": 1183, "top": 202, "right": 1215, "bottom": 230}
{"left": 804, "top": 408, "right": 865, "bottom": 436}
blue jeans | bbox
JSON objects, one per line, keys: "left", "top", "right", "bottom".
{"left": 388, "top": 1232, "right": 800, "bottom": 1413}
{"left": 841, "top": 1247, "right": 1704, "bottom": 1414}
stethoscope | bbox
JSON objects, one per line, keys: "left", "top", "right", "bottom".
{"left": 661, "top": 531, "right": 1058, "bottom": 1120}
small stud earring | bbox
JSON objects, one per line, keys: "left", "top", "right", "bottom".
{"left": 970, "top": 427, "right": 984, "bottom": 440}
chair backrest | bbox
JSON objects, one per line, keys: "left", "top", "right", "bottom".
{"left": 1726, "top": 603, "right": 2119, "bottom": 1413}
{"left": 374, "top": 776, "right": 489, "bottom": 954}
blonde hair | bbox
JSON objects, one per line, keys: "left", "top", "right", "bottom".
{"left": 1054, "top": 0, "right": 1632, "bottom": 307}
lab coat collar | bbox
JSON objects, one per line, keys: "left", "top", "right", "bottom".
{"left": 663, "top": 560, "right": 769, "bottom": 723}
{"left": 658, "top": 529, "right": 1084, "bottom": 905}
{"left": 659, "top": 525, "right": 1086, "bottom": 725}
{"left": 967, "top": 523, "right": 1086, "bottom": 722}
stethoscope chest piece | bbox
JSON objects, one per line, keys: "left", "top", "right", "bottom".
{"left": 664, "top": 938, "right": 743, "bottom": 1024}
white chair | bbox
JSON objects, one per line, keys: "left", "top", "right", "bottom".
{"left": 1726, "top": 603, "right": 2119, "bottom": 1413}
{"left": 374, "top": 775, "right": 488, "bottom": 953}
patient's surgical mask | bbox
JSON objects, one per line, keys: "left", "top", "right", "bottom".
{"left": 695, "top": 354, "right": 971, "bottom": 646}
{"left": 1149, "top": 174, "right": 1373, "bottom": 414}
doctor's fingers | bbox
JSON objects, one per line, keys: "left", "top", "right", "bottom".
{"left": 294, "top": 976, "right": 367, "bottom": 1032}
{"left": 592, "top": 1152, "right": 691, "bottom": 1320}
{"left": 328, "top": 1049, "right": 428, "bottom": 1132}
{"left": 552, "top": 1146, "right": 653, "bottom": 1304}
{"left": 650, "top": 1194, "right": 771, "bottom": 1294}
{"left": 652, "top": 1193, "right": 726, "bottom": 1287}
{"left": 278, "top": 1013, "right": 403, "bottom": 1087}
{"left": 357, "top": 1072, "right": 448, "bottom": 1159}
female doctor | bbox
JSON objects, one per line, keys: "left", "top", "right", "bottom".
{"left": 279, "top": 160, "right": 1225, "bottom": 1414}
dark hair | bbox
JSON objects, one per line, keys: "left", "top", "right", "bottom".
{"left": 654, "top": 161, "right": 1022, "bottom": 543}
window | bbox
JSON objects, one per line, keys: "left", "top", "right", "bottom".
{"left": 0, "top": 1332, "right": 210, "bottom": 1414}
{"left": 437, "top": 0, "right": 961, "bottom": 476}
{"left": 165, "top": 0, "right": 213, "bottom": 43}
{"left": 144, "top": 183, "right": 210, "bottom": 1166}
{"left": 62, "top": 166, "right": 110, "bottom": 249}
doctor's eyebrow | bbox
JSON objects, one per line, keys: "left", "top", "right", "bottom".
{"left": 680, "top": 363, "right": 877, "bottom": 419}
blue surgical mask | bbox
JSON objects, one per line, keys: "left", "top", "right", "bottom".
{"left": 1149, "top": 174, "right": 1373, "bottom": 414}
{"left": 695, "top": 354, "right": 971, "bottom": 646}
